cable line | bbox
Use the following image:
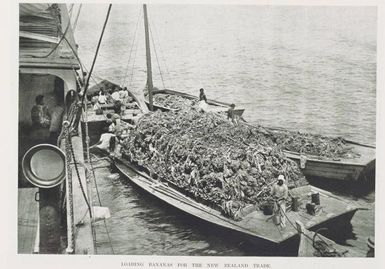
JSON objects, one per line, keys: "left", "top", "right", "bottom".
{"left": 149, "top": 17, "right": 175, "bottom": 90}
{"left": 121, "top": 8, "right": 143, "bottom": 87}
{"left": 149, "top": 24, "right": 166, "bottom": 89}
{"left": 128, "top": 33, "right": 140, "bottom": 89}
{"left": 72, "top": 4, "right": 82, "bottom": 32}
{"left": 82, "top": 4, "right": 112, "bottom": 103}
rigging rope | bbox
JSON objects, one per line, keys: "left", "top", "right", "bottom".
{"left": 149, "top": 24, "right": 166, "bottom": 89}
{"left": 68, "top": 132, "right": 93, "bottom": 219}
{"left": 82, "top": 4, "right": 112, "bottom": 103}
{"left": 72, "top": 4, "right": 82, "bottom": 33}
{"left": 128, "top": 34, "right": 140, "bottom": 89}
{"left": 68, "top": 3, "right": 74, "bottom": 15}
{"left": 149, "top": 18, "right": 175, "bottom": 90}
{"left": 121, "top": 8, "right": 143, "bottom": 87}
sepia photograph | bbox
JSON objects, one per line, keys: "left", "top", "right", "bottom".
{"left": 14, "top": 0, "right": 379, "bottom": 263}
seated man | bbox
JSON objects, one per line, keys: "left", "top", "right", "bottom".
{"left": 30, "top": 94, "right": 51, "bottom": 143}
{"left": 199, "top": 88, "right": 207, "bottom": 103}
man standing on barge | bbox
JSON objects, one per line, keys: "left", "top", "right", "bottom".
{"left": 271, "top": 174, "right": 288, "bottom": 228}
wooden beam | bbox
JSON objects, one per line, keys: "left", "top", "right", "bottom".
{"left": 18, "top": 188, "right": 39, "bottom": 254}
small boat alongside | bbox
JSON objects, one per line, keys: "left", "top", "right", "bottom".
{"left": 145, "top": 88, "right": 245, "bottom": 116}
{"left": 282, "top": 141, "right": 375, "bottom": 184}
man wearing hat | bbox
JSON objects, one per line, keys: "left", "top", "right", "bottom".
{"left": 271, "top": 174, "right": 288, "bottom": 227}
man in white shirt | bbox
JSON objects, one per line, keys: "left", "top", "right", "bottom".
{"left": 90, "top": 133, "right": 116, "bottom": 154}
{"left": 111, "top": 88, "right": 120, "bottom": 101}
{"left": 98, "top": 91, "right": 107, "bottom": 104}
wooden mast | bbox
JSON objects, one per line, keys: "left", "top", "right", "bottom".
{"left": 143, "top": 4, "right": 153, "bottom": 111}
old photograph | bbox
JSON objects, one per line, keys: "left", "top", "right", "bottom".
{"left": 17, "top": 2, "right": 376, "bottom": 259}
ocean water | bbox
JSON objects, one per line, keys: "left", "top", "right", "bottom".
{"left": 74, "top": 5, "right": 376, "bottom": 256}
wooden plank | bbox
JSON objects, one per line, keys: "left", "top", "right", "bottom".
{"left": 18, "top": 188, "right": 39, "bottom": 254}
{"left": 303, "top": 166, "right": 359, "bottom": 180}
{"left": 303, "top": 170, "right": 351, "bottom": 180}
{"left": 304, "top": 160, "right": 363, "bottom": 171}
{"left": 69, "top": 135, "right": 95, "bottom": 254}
{"left": 304, "top": 164, "right": 358, "bottom": 176}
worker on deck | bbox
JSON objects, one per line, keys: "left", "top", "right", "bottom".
{"left": 106, "top": 113, "right": 119, "bottom": 133}
{"left": 91, "top": 92, "right": 99, "bottom": 106}
{"left": 30, "top": 94, "right": 51, "bottom": 142}
{"left": 199, "top": 88, "right": 207, "bottom": 103}
{"left": 111, "top": 87, "right": 121, "bottom": 101}
{"left": 31, "top": 95, "right": 51, "bottom": 128}
{"left": 98, "top": 90, "right": 107, "bottom": 104}
{"left": 113, "top": 100, "right": 123, "bottom": 115}
{"left": 90, "top": 132, "right": 116, "bottom": 155}
{"left": 271, "top": 174, "right": 288, "bottom": 228}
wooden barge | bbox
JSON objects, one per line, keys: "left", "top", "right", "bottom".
{"left": 144, "top": 89, "right": 376, "bottom": 185}
{"left": 112, "top": 156, "right": 359, "bottom": 252}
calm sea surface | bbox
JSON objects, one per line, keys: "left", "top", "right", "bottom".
{"left": 75, "top": 5, "right": 376, "bottom": 256}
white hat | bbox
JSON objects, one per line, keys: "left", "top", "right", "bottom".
{"left": 278, "top": 175, "right": 285, "bottom": 181}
